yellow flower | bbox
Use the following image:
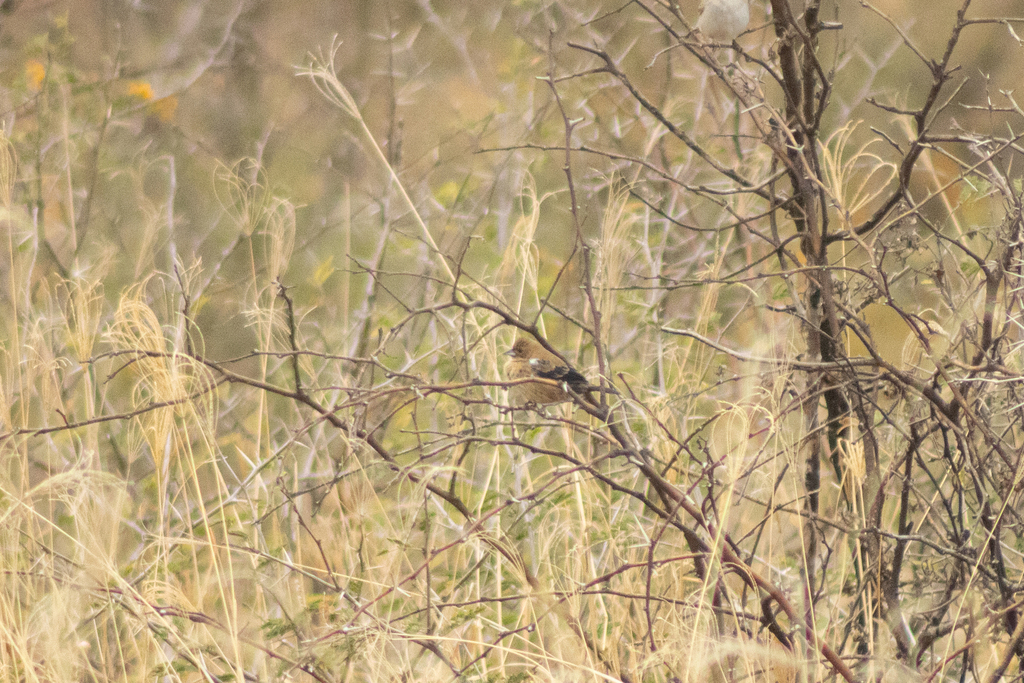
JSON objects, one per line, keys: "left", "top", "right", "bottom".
{"left": 147, "top": 96, "right": 178, "bottom": 122}
{"left": 25, "top": 60, "right": 45, "bottom": 91}
{"left": 127, "top": 80, "right": 154, "bottom": 101}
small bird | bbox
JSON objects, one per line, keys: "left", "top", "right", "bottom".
{"left": 695, "top": 0, "right": 750, "bottom": 42}
{"left": 503, "top": 338, "right": 589, "bottom": 407}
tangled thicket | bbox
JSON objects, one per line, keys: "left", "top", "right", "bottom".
{"left": 3, "top": 1, "right": 1024, "bottom": 682}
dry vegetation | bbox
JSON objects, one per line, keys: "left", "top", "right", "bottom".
{"left": 3, "top": 0, "right": 1024, "bottom": 681}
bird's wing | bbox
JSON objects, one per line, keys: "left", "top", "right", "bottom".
{"left": 529, "top": 358, "right": 588, "bottom": 387}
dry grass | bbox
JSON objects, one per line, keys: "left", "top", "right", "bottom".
{"left": 3, "top": 3, "right": 1024, "bottom": 682}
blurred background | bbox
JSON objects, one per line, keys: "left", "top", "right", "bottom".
{"left": 4, "top": 0, "right": 1020, "bottom": 364}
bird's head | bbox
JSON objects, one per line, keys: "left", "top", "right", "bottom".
{"left": 505, "top": 338, "right": 532, "bottom": 358}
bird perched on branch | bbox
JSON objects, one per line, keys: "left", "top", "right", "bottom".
{"left": 504, "top": 338, "right": 590, "bottom": 407}
{"left": 695, "top": 0, "right": 750, "bottom": 42}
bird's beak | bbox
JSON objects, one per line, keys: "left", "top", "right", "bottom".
{"left": 504, "top": 349, "right": 516, "bottom": 357}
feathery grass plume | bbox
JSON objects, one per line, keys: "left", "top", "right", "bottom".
{"left": 261, "top": 197, "right": 296, "bottom": 284}
{"left": 497, "top": 176, "right": 549, "bottom": 318}
{"left": 839, "top": 436, "right": 866, "bottom": 504}
{"left": 105, "top": 286, "right": 243, "bottom": 667}
{"left": 1, "top": 466, "right": 129, "bottom": 683}
{"left": 299, "top": 37, "right": 454, "bottom": 283}
{"left": 130, "top": 202, "right": 166, "bottom": 283}
{"left": 214, "top": 157, "right": 271, "bottom": 237}
{"left": 60, "top": 278, "right": 104, "bottom": 362}
{"left": 106, "top": 283, "right": 218, "bottom": 496}
{"left": 0, "top": 128, "right": 16, "bottom": 209}
{"left": 171, "top": 257, "right": 206, "bottom": 352}
{"left": 0, "top": 128, "right": 24, "bottom": 428}
{"left": 819, "top": 121, "right": 897, "bottom": 229}
{"left": 660, "top": 230, "right": 734, "bottom": 409}
{"left": 595, "top": 179, "right": 638, "bottom": 349}
{"left": 0, "top": 349, "right": 11, "bottom": 434}
{"left": 13, "top": 311, "right": 70, "bottom": 438}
